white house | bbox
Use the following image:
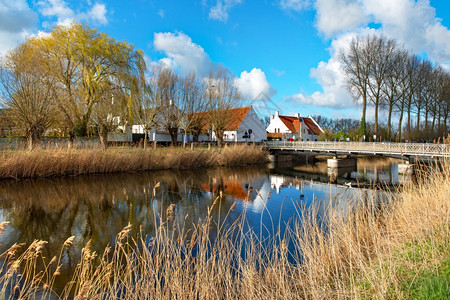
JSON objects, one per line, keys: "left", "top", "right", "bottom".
{"left": 266, "top": 111, "right": 323, "bottom": 141}
{"left": 197, "top": 106, "right": 267, "bottom": 143}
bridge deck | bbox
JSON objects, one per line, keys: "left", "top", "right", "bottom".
{"left": 264, "top": 141, "right": 450, "bottom": 159}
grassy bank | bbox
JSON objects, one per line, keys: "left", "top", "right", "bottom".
{"left": 0, "top": 145, "right": 269, "bottom": 179}
{"left": 0, "top": 163, "right": 448, "bottom": 299}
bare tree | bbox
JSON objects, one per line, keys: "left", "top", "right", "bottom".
{"left": 339, "top": 36, "right": 374, "bottom": 137}
{"left": 206, "top": 69, "right": 241, "bottom": 147}
{"left": 366, "top": 36, "right": 397, "bottom": 138}
{"left": 404, "top": 55, "right": 421, "bottom": 139}
{"left": 0, "top": 44, "right": 56, "bottom": 150}
{"left": 381, "top": 48, "right": 408, "bottom": 140}
{"left": 154, "top": 67, "right": 181, "bottom": 145}
{"left": 179, "top": 73, "right": 206, "bottom": 147}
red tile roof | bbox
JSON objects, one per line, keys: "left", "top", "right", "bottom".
{"left": 276, "top": 114, "right": 323, "bottom": 136}
{"left": 226, "top": 106, "right": 251, "bottom": 131}
{"left": 197, "top": 106, "right": 252, "bottom": 131}
{"left": 279, "top": 116, "right": 300, "bottom": 133}
{"left": 302, "top": 117, "right": 322, "bottom": 135}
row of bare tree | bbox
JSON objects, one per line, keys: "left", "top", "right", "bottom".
{"left": 340, "top": 35, "right": 450, "bottom": 142}
{"left": 0, "top": 23, "right": 240, "bottom": 150}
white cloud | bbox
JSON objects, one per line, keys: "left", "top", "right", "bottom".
{"left": 86, "top": 3, "right": 108, "bottom": 25}
{"left": 234, "top": 68, "right": 277, "bottom": 100}
{"left": 0, "top": 0, "right": 38, "bottom": 55}
{"left": 272, "top": 68, "right": 286, "bottom": 76}
{"left": 208, "top": 0, "right": 242, "bottom": 22}
{"left": 315, "top": 0, "right": 367, "bottom": 37}
{"left": 286, "top": 0, "right": 450, "bottom": 111}
{"left": 279, "top": 0, "right": 312, "bottom": 11}
{"left": 37, "top": 0, "right": 108, "bottom": 26}
{"left": 153, "top": 32, "right": 224, "bottom": 76}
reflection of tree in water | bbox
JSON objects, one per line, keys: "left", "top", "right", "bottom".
{"left": 0, "top": 167, "right": 269, "bottom": 290}
{"left": 0, "top": 167, "right": 267, "bottom": 250}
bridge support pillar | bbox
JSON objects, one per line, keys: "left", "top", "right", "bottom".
{"left": 327, "top": 158, "right": 357, "bottom": 169}
{"left": 398, "top": 161, "right": 414, "bottom": 175}
{"left": 269, "top": 154, "right": 294, "bottom": 169}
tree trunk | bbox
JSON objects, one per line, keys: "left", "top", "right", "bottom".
{"left": 98, "top": 125, "right": 108, "bottom": 151}
{"left": 374, "top": 99, "right": 379, "bottom": 138}
{"left": 183, "top": 131, "right": 188, "bottom": 148}
{"left": 416, "top": 108, "right": 421, "bottom": 135}
{"left": 144, "top": 130, "right": 148, "bottom": 150}
{"left": 387, "top": 102, "right": 393, "bottom": 141}
{"left": 360, "top": 95, "right": 367, "bottom": 139}
{"left": 398, "top": 109, "right": 404, "bottom": 142}
{"left": 26, "top": 127, "right": 42, "bottom": 151}
{"left": 215, "top": 129, "right": 224, "bottom": 147}
{"left": 27, "top": 136, "right": 34, "bottom": 151}
{"left": 68, "top": 131, "right": 75, "bottom": 149}
{"left": 407, "top": 96, "right": 412, "bottom": 139}
{"left": 431, "top": 113, "right": 436, "bottom": 138}
{"left": 193, "top": 131, "right": 199, "bottom": 143}
{"left": 168, "top": 127, "right": 178, "bottom": 146}
{"left": 437, "top": 110, "right": 442, "bottom": 137}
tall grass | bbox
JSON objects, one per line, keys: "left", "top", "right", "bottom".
{"left": 0, "top": 162, "right": 448, "bottom": 299}
{"left": 0, "top": 145, "right": 269, "bottom": 179}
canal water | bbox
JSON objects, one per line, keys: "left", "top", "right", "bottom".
{"left": 0, "top": 156, "right": 406, "bottom": 287}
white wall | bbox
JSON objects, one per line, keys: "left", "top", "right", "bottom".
{"left": 236, "top": 107, "right": 267, "bottom": 142}
{"left": 266, "top": 116, "right": 290, "bottom": 134}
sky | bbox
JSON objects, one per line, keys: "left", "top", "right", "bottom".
{"left": 1, "top": 0, "right": 450, "bottom": 121}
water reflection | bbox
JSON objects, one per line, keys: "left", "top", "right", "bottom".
{"left": 276, "top": 156, "right": 411, "bottom": 186}
{"left": 0, "top": 160, "right": 391, "bottom": 288}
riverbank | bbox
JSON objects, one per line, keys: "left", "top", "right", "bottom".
{"left": 0, "top": 145, "right": 269, "bottom": 179}
{"left": 0, "top": 162, "right": 448, "bottom": 299}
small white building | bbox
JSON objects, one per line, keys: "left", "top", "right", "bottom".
{"left": 266, "top": 111, "right": 323, "bottom": 141}
{"left": 197, "top": 106, "right": 267, "bottom": 143}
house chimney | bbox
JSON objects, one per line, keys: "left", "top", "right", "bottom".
{"left": 275, "top": 111, "right": 279, "bottom": 118}
{"left": 270, "top": 113, "right": 274, "bottom": 120}
{"left": 294, "top": 113, "right": 300, "bottom": 118}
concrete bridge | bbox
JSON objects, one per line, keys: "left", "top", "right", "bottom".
{"left": 264, "top": 141, "right": 450, "bottom": 160}
{"left": 264, "top": 141, "right": 449, "bottom": 175}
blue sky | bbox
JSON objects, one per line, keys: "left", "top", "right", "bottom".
{"left": 1, "top": 0, "right": 449, "bottom": 120}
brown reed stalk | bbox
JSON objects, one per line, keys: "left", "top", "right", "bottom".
{"left": 0, "top": 145, "right": 269, "bottom": 180}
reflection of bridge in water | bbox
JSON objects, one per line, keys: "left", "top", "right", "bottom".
{"left": 264, "top": 141, "right": 450, "bottom": 160}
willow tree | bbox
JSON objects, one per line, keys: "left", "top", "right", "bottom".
{"left": 26, "top": 23, "right": 145, "bottom": 147}
{"left": 0, "top": 43, "right": 56, "bottom": 151}
{"left": 206, "top": 69, "right": 241, "bottom": 147}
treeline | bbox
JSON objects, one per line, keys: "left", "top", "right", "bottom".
{"left": 0, "top": 23, "right": 240, "bottom": 151}
{"left": 340, "top": 35, "right": 450, "bottom": 142}
{"left": 314, "top": 115, "right": 416, "bottom": 142}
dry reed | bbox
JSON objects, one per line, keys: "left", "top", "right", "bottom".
{"left": 0, "top": 161, "right": 448, "bottom": 299}
{"left": 0, "top": 145, "right": 269, "bottom": 179}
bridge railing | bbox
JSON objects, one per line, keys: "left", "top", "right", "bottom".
{"left": 263, "top": 141, "right": 450, "bottom": 157}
